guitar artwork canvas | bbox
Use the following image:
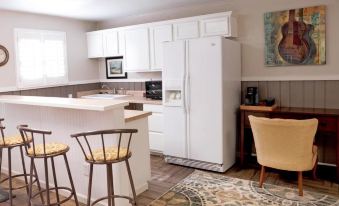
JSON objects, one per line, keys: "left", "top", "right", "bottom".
{"left": 264, "top": 6, "right": 326, "bottom": 66}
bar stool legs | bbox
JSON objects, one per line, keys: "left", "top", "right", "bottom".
{"left": 28, "top": 154, "right": 79, "bottom": 206}
{"left": 63, "top": 154, "right": 80, "bottom": 206}
{"left": 8, "top": 148, "right": 12, "bottom": 205}
{"left": 19, "top": 146, "right": 29, "bottom": 195}
{"left": 51, "top": 157, "right": 60, "bottom": 206}
{"left": 126, "top": 160, "right": 137, "bottom": 206}
{"left": 87, "top": 160, "right": 137, "bottom": 206}
{"left": 87, "top": 164, "right": 94, "bottom": 206}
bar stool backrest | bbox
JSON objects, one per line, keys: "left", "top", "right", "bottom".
{"left": 71, "top": 129, "right": 138, "bottom": 163}
{"left": 0, "top": 118, "right": 6, "bottom": 144}
{"left": 18, "top": 126, "right": 52, "bottom": 157}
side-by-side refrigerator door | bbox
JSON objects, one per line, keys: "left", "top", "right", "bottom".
{"left": 162, "top": 40, "right": 188, "bottom": 158}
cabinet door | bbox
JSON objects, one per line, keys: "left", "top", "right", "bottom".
{"left": 124, "top": 27, "right": 150, "bottom": 71}
{"left": 173, "top": 21, "right": 199, "bottom": 40}
{"left": 200, "top": 16, "right": 230, "bottom": 37}
{"left": 86, "top": 31, "right": 104, "bottom": 58}
{"left": 149, "top": 132, "right": 164, "bottom": 153}
{"left": 103, "top": 29, "right": 119, "bottom": 57}
{"left": 150, "top": 25, "right": 173, "bottom": 70}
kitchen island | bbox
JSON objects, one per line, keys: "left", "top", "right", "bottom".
{"left": 0, "top": 95, "right": 151, "bottom": 206}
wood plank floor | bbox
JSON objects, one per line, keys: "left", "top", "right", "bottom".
{"left": 2, "top": 155, "right": 339, "bottom": 205}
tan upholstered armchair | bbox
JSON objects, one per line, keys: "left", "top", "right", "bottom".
{"left": 248, "top": 115, "right": 318, "bottom": 196}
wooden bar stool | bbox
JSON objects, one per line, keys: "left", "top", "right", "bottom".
{"left": 18, "top": 126, "right": 79, "bottom": 206}
{"left": 71, "top": 129, "right": 138, "bottom": 206}
{"left": 0, "top": 119, "right": 43, "bottom": 206}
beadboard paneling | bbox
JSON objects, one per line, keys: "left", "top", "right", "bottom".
{"left": 0, "top": 83, "right": 101, "bottom": 98}
{"left": 242, "top": 80, "right": 339, "bottom": 109}
{"left": 102, "top": 82, "right": 146, "bottom": 91}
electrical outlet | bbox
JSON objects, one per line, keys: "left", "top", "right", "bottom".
{"left": 83, "top": 163, "right": 90, "bottom": 176}
{"left": 68, "top": 94, "right": 73, "bottom": 98}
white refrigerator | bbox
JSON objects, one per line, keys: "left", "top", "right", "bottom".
{"left": 162, "top": 36, "right": 241, "bottom": 172}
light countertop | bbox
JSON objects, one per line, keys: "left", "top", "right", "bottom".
{"left": 124, "top": 110, "right": 152, "bottom": 123}
{"left": 119, "top": 96, "right": 162, "bottom": 105}
{"left": 77, "top": 90, "right": 162, "bottom": 105}
{"left": 0, "top": 95, "right": 129, "bottom": 111}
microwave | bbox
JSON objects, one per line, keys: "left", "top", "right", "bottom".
{"left": 145, "top": 81, "right": 162, "bottom": 100}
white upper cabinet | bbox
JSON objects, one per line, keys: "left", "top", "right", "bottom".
{"left": 87, "top": 31, "right": 104, "bottom": 58}
{"left": 173, "top": 21, "right": 199, "bottom": 40}
{"left": 86, "top": 11, "right": 238, "bottom": 71}
{"left": 200, "top": 12, "right": 238, "bottom": 37}
{"left": 123, "top": 27, "right": 150, "bottom": 72}
{"left": 103, "top": 29, "right": 119, "bottom": 57}
{"left": 150, "top": 25, "right": 173, "bottom": 70}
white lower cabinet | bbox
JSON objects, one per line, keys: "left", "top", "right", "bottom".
{"left": 143, "top": 104, "right": 164, "bottom": 153}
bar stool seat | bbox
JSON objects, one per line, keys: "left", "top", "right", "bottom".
{"left": 87, "top": 147, "right": 131, "bottom": 163}
{"left": 0, "top": 135, "right": 32, "bottom": 147}
{"left": 27, "top": 143, "right": 69, "bottom": 157}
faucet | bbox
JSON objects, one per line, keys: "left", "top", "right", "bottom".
{"left": 101, "top": 84, "right": 116, "bottom": 94}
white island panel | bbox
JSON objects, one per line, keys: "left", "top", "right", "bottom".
{"left": 0, "top": 96, "right": 151, "bottom": 206}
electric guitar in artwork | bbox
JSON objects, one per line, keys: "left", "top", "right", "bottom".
{"left": 278, "top": 9, "right": 310, "bottom": 64}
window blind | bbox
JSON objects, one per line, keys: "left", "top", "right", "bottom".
{"left": 15, "top": 29, "right": 68, "bottom": 88}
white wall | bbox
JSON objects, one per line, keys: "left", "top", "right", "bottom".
{"left": 0, "top": 10, "right": 99, "bottom": 90}
{"left": 98, "top": 0, "right": 339, "bottom": 81}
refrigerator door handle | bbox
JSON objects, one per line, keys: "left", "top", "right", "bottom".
{"left": 182, "top": 74, "right": 186, "bottom": 113}
{"left": 185, "top": 42, "right": 190, "bottom": 114}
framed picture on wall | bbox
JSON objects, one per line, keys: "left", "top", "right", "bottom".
{"left": 264, "top": 5, "right": 326, "bottom": 66}
{"left": 105, "top": 56, "right": 127, "bottom": 79}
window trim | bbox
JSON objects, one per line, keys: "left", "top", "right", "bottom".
{"left": 14, "top": 28, "right": 69, "bottom": 89}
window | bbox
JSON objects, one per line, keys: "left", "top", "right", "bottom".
{"left": 15, "top": 29, "right": 68, "bottom": 88}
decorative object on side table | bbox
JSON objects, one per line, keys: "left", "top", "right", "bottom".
{"left": 244, "top": 87, "right": 259, "bottom": 105}
{"left": 106, "top": 56, "right": 127, "bottom": 79}
{"left": 264, "top": 5, "right": 326, "bottom": 66}
{"left": 0, "top": 45, "right": 9, "bottom": 67}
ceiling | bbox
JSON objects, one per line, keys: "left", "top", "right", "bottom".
{"left": 0, "top": 0, "right": 228, "bottom": 21}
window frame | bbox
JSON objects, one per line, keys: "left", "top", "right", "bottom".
{"left": 14, "top": 28, "right": 69, "bottom": 89}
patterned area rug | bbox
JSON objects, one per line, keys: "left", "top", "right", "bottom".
{"left": 149, "top": 170, "right": 339, "bottom": 206}
{"left": 0, "top": 188, "right": 9, "bottom": 203}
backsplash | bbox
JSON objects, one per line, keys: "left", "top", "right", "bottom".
{"left": 242, "top": 80, "right": 339, "bottom": 109}
{"left": 0, "top": 83, "right": 101, "bottom": 98}
{"left": 101, "top": 82, "right": 146, "bottom": 91}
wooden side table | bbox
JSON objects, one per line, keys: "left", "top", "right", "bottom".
{"left": 239, "top": 106, "right": 339, "bottom": 181}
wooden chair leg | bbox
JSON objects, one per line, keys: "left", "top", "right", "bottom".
{"left": 312, "top": 157, "right": 318, "bottom": 180}
{"left": 259, "top": 165, "right": 265, "bottom": 188}
{"left": 298, "top": 171, "right": 303, "bottom": 196}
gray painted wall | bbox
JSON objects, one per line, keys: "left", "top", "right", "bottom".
{"left": 242, "top": 80, "right": 339, "bottom": 109}
{"left": 0, "top": 83, "right": 101, "bottom": 98}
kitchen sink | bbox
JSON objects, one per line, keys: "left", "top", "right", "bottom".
{"left": 82, "top": 94, "right": 130, "bottom": 99}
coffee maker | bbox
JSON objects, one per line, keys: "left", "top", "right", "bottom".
{"left": 245, "top": 87, "right": 259, "bottom": 105}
